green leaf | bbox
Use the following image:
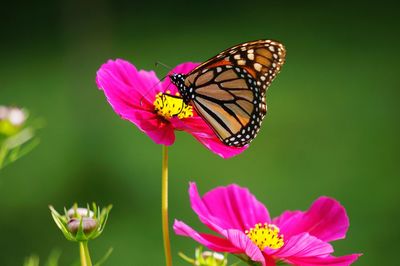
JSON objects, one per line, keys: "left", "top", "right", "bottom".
{"left": 23, "top": 255, "right": 40, "bottom": 266}
{"left": 45, "top": 249, "right": 62, "bottom": 266}
{"left": 0, "top": 130, "right": 40, "bottom": 170}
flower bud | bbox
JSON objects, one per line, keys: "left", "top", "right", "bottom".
{"left": 68, "top": 217, "right": 98, "bottom": 234}
{"left": 49, "top": 203, "right": 112, "bottom": 242}
{"left": 179, "top": 246, "right": 228, "bottom": 266}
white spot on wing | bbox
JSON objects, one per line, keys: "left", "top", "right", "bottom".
{"left": 254, "top": 63, "right": 262, "bottom": 71}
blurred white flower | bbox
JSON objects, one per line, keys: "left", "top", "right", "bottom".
{"left": 8, "top": 107, "right": 27, "bottom": 126}
{"left": 0, "top": 106, "right": 27, "bottom": 126}
{"left": 0, "top": 105, "right": 41, "bottom": 170}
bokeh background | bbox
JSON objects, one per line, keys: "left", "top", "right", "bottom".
{"left": 1, "top": 0, "right": 399, "bottom": 265}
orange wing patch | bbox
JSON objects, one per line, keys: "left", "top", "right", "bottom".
{"left": 206, "top": 59, "right": 231, "bottom": 69}
{"left": 220, "top": 79, "right": 248, "bottom": 89}
{"left": 242, "top": 66, "right": 257, "bottom": 78}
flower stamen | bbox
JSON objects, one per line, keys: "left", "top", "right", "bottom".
{"left": 245, "top": 223, "right": 284, "bottom": 250}
{"left": 154, "top": 92, "right": 193, "bottom": 119}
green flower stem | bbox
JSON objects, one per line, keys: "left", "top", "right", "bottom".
{"left": 162, "top": 145, "right": 172, "bottom": 266}
{"left": 79, "top": 241, "right": 93, "bottom": 266}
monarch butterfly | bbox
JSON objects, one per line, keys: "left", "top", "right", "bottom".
{"left": 170, "top": 39, "right": 286, "bottom": 147}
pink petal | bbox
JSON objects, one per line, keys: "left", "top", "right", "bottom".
{"left": 187, "top": 182, "right": 228, "bottom": 235}
{"left": 226, "top": 229, "right": 267, "bottom": 266}
{"left": 286, "top": 254, "right": 361, "bottom": 266}
{"left": 273, "top": 197, "right": 349, "bottom": 242}
{"left": 125, "top": 109, "right": 176, "bottom": 145}
{"left": 144, "top": 124, "right": 176, "bottom": 145}
{"left": 171, "top": 116, "right": 210, "bottom": 136}
{"left": 96, "top": 59, "right": 176, "bottom": 145}
{"left": 192, "top": 132, "right": 248, "bottom": 158}
{"left": 173, "top": 220, "right": 240, "bottom": 253}
{"left": 189, "top": 182, "right": 271, "bottom": 232}
{"left": 270, "top": 233, "right": 333, "bottom": 258}
{"left": 272, "top": 210, "right": 302, "bottom": 226}
{"left": 161, "top": 62, "right": 200, "bottom": 94}
{"left": 125, "top": 110, "right": 161, "bottom": 130}
{"left": 97, "top": 59, "right": 161, "bottom": 108}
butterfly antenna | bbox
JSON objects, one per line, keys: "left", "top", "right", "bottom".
{"left": 139, "top": 61, "right": 175, "bottom": 106}
{"left": 155, "top": 61, "right": 173, "bottom": 71}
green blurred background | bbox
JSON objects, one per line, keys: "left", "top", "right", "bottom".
{"left": 1, "top": 0, "right": 399, "bottom": 265}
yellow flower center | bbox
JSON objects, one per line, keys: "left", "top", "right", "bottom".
{"left": 245, "top": 223, "right": 284, "bottom": 250}
{"left": 154, "top": 91, "right": 193, "bottom": 119}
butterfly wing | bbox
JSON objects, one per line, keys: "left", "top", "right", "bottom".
{"left": 183, "top": 40, "right": 286, "bottom": 147}
{"left": 186, "top": 40, "right": 286, "bottom": 94}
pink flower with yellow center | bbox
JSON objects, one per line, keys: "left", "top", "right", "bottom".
{"left": 174, "top": 183, "right": 361, "bottom": 266}
{"left": 96, "top": 59, "right": 246, "bottom": 158}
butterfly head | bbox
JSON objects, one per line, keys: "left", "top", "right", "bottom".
{"left": 169, "top": 73, "right": 191, "bottom": 103}
{"left": 169, "top": 73, "right": 185, "bottom": 86}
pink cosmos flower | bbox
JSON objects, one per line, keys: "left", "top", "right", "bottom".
{"left": 174, "top": 183, "right": 361, "bottom": 266}
{"left": 96, "top": 59, "right": 246, "bottom": 158}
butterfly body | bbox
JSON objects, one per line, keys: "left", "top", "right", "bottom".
{"left": 170, "top": 40, "right": 286, "bottom": 147}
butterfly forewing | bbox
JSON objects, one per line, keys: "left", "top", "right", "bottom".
{"left": 187, "top": 40, "right": 285, "bottom": 94}
{"left": 173, "top": 40, "right": 286, "bottom": 147}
